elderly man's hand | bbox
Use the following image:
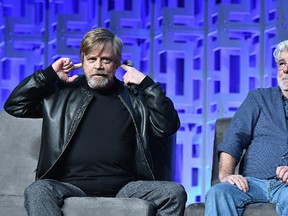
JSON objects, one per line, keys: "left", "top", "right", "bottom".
{"left": 220, "top": 174, "right": 249, "bottom": 192}
{"left": 276, "top": 166, "right": 288, "bottom": 183}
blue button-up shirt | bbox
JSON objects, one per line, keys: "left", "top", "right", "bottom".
{"left": 218, "top": 86, "right": 288, "bottom": 179}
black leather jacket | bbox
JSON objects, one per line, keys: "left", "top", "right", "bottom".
{"left": 4, "top": 66, "right": 180, "bottom": 181}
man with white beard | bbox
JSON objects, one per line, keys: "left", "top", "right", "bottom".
{"left": 205, "top": 40, "right": 288, "bottom": 216}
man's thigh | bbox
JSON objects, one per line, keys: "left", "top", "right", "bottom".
{"left": 245, "top": 177, "right": 270, "bottom": 203}
{"left": 116, "top": 180, "right": 183, "bottom": 200}
{"left": 207, "top": 178, "right": 269, "bottom": 205}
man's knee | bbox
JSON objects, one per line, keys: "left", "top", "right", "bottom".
{"left": 206, "top": 182, "right": 235, "bottom": 200}
{"left": 164, "top": 182, "right": 187, "bottom": 203}
{"left": 24, "top": 180, "right": 53, "bottom": 199}
{"left": 173, "top": 183, "right": 187, "bottom": 200}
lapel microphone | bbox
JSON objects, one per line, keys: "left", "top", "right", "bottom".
{"left": 123, "top": 59, "right": 134, "bottom": 67}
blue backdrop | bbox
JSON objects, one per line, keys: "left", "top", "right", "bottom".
{"left": 0, "top": 0, "right": 288, "bottom": 205}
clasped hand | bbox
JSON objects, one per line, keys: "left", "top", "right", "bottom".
{"left": 276, "top": 165, "right": 288, "bottom": 183}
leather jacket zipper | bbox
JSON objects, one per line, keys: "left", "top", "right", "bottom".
{"left": 118, "top": 95, "right": 155, "bottom": 179}
{"left": 39, "top": 91, "right": 93, "bottom": 179}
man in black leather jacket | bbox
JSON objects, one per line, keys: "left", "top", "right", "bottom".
{"left": 4, "top": 27, "right": 187, "bottom": 215}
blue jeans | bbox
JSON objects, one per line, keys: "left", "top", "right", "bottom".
{"left": 205, "top": 177, "right": 288, "bottom": 216}
{"left": 24, "top": 179, "right": 186, "bottom": 216}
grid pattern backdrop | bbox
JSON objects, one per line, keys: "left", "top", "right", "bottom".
{"left": 0, "top": 0, "right": 288, "bottom": 205}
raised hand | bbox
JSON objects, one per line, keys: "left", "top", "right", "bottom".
{"left": 120, "top": 64, "right": 146, "bottom": 85}
{"left": 52, "top": 58, "right": 82, "bottom": 83}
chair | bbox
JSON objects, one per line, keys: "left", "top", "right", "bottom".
{"left": 0, "top": 110, "right": 176, "bottom": 216}
{"left": 185, "top": 117, "right": 277, "bottom": 216}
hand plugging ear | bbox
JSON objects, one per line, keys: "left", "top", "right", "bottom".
{"left": 52, "top": 58, "right": 82, "bottom": 83}
{"left": 120, "top": 64, "right": 146, "bottom": 85}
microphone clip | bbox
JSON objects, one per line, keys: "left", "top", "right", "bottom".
{"left": 123, "top": 60, "right": 138, "bottom": 96}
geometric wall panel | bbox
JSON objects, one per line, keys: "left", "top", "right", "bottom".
{"left": 1, "top": 0, "right": 288, "bottom": 205}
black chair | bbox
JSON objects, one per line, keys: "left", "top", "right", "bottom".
{"left": 185, "top": 117, "right": 277, "bottom": 216}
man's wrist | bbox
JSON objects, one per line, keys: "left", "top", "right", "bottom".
{"left": 139, "top": 76, "right": 154, "bottom": 89}
{"left": 41, "top": 65, "right": 60, "bottom": 82}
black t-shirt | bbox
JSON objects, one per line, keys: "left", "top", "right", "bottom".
{"left": 61, "top": 82, "right": 136, "bottom": 196}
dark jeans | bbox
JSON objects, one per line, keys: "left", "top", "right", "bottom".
{"left": 24, "top": 179, "right": 187, "bottom": 216}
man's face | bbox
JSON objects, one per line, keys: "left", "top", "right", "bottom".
{"left": 83, "top": 42, "right": 119, "bottom": 89}
{"left": 278, "top": 51, "right": 288, "bottom": 91}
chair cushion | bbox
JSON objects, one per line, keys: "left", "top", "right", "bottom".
{"left": 0, "top": 195, "right": 26, "bottom": 216}
{"left": 243, "top": 203, "right": 277, "bottom": 216}
{"left": 62, "top": 197, "right": 156, "bottom": 216}
{"left": 184, "top": 202, "right": 204, "bottom": 216}
{"left": 0, "top": 112, "right": 41, "bottom": 196}
{"left": 185, "top": 203, "right": 277, "bottom": 216}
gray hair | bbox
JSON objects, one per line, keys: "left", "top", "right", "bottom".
{"left": 273, "top": 40, "right": 288, "bottom": 62}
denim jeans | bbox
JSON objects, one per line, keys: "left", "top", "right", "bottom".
{"left": 205, "top": 177, "right": 288, "bottom": 216}
{"left": 24, "top": 179, "right": 187, "bottom": 216}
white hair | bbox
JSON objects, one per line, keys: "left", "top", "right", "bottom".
{"left": 273, "top": 40, "right": 288, "bottom": 62}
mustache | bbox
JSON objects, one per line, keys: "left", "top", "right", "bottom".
{"left": 282, "top": 75, "right": 288, "bottom": 80}
{"left": 91, "top": 71, "right": 108, "bottom": 76}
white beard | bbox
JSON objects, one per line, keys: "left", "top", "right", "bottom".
{"left": 86, "top": 75, "right": 114, "bottom": 89}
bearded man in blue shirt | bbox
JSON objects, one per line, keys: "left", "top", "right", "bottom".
{"left": 205, "top": 40, "right": 288, "bottom": 216}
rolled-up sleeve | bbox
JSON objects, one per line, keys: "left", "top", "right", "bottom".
{"left": 217, "top": 90, "right": 260, "bottom": 163}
